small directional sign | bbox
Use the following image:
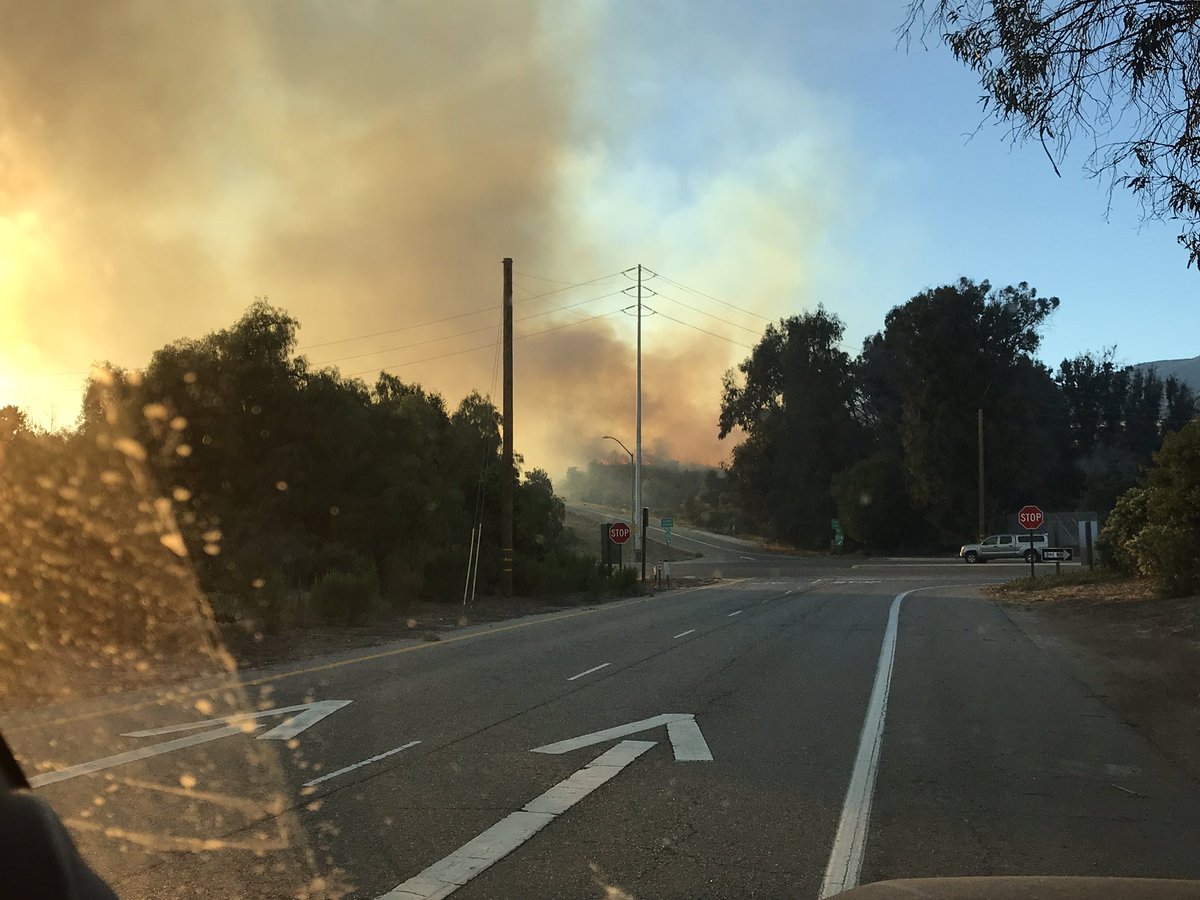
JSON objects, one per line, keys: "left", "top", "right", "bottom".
{"left": 660, "top": 518, "right": 674, "bottom": 546}
{"left": 1042, "top": 547, "right": 1072, "bottom": 562}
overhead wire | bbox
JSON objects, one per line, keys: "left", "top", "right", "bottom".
{"left": 651, "top": 290, "right": 764, "bottom": 336}
{"left": 651, "top": 309, "right": 756, "bottom": 350}
{"left": 300, "top": 271, "right": 626, "bottom": 352}
{"left": 312, "top": 288, "right": 628, "bottom": 367}
{"left": 343, "top": 304, "right": 626, "bottom": 379}
{"left": 651, "top": 271, "right": 772, "bottom": 323}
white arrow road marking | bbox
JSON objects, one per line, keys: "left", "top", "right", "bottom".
{"left": 122, "top": 700, "right": 352, "bottom": 741}
{"left": 532, "top": 712, "right": 713, "bottom": 761}
{"left": 29, "top": 724, "right": 261, "bottom": 788}
{"left": 818, "top": 589, "right": 910, "bottom": 899}
{"left": 257, "top": 700, "right": 353, "bottom": 740}
{"left": 377, "top": 741, "right": 655, "bottom": 900}
{"left": 303, "top": 741, "right": 421, "bottom": 788}
{"left": 31, "top": 701, "right": 353, "bottom": 789}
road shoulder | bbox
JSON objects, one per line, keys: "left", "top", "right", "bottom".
{"left": 992, "top": 581, "right": 1200, "bottom": 784}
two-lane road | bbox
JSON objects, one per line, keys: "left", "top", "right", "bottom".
{"left": 4, "top": 561, "right": 1197, "bottom": 899}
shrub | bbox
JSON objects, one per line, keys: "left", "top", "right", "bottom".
{"left": 609, "top": 566, "right": 640, "bottom": 597}
{"left": 311, "top": 568, "right": 378, "bottom": 625}
{"left": 1098, "top": 486, "right": 1149, "bottom": 574}
{"left": 1107, "top": 418, "right": 1200, "bottom": 597}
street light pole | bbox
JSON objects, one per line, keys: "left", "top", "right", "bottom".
{"left": 602, "top": 435, "right": 636, "bottom": 555}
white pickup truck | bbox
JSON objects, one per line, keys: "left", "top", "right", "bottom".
{"left": 960, "top": 532, "right": 1049, "bottom": 563}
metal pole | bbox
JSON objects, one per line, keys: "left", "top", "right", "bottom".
{"left": 462, "top": 526, "right": 477, "bottom": 607}
{"left": 470, "top": 523, "right": 482, "bottom": 603}
{"left": 977, "top": 408, "right": 985, "bottom": 541}
{"left": 636, "top": 264, "right": 643, "bottom": 579}
{"left": 501, "top": 257, "right": 514, "bottom": 596}
{"left": 641, "top": 506, "right": 648, "bottom": 583}
{"left": 602, "top": 435, "right": 636, "bottom": 556}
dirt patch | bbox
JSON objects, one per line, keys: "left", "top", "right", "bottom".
{"left": 993, "top": 577, "right": 1200, "bottom": 782}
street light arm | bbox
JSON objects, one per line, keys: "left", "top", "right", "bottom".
{"left": 601, "top": 434, "right": 634, "bottom": 460}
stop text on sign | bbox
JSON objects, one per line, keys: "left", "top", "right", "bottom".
{"left": 609, "top": 522, "right": 631, "bottom": 544}
{"left": 1018, "top": 505, "right": 1044, "bottom": 530}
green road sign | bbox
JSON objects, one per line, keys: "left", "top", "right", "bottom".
{"left": 660, "top": 518, "right": 673, "bottom": 528}
{"left": 831, "top": 518, "right": 844, "bottom": 547}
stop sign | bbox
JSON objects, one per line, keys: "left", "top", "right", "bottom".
{"left": 609, "top": 522, "right": 631, "bottom": 544}
{"left": 1018, "top": 505, "right": 1044, "bottom": 530}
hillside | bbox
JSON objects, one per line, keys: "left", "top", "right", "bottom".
{"left": 1137, "top": 354, "right": 1200, "bottom": 390}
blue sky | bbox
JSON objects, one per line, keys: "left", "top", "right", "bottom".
{"left": 558, "top": 0, "right": 1198, "bottom": 369}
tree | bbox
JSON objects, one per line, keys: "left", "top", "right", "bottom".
{"left": 720, "top": 307, "right": 865, "bottom": 547}
{"left": 904, "top": 1, "right": 1200, "bottom": 268}
{"left": 1057, "top": 352, "right": 1197, "bottom": 510}
{"left": 866, "top": 278, "right": 1069, "bottom": 540}
{"left": 1163, "top": 375, "right": 1198, "bottom": 435}
{"left": 0, "top": 405, "right": 29, "bottom": 445}
{"left": 831, "top": 451, "right": 915, "bottom": 550}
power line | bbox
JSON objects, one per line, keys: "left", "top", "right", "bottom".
{"left": 652, "top": 290, "right": 763, "bottom": 336}
{"left": 343, "top": 306, "right": 625, "bottom": 379}
{"left": 312, "top": 288, "right": 627, "bottom": 367}
{"left": 300, "top": 272, "right": 625, "bottom": 353}
{"left": 652, "top": 310, "right": 756, "bottom": 350}
{"left": 651, "top": 271, "right": 772, "bottom": 323}
{"left": 299, "top": 304, "right": 497, "bottom": 351}
{"left": 515, "top": 270, "right": 623, "bottom": 287}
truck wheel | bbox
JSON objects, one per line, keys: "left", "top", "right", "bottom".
{"left": 1024, "top": 549, "right": 1040, "bottom": 562}
{"left": 964, "top": 550, "right": 978, "bottom": 563}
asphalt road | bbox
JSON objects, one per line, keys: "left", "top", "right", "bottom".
{"left": 5, "top": 558, "right": 1200, "bottom": 899}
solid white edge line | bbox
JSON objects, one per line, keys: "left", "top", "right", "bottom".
{"left": 727, "top": 610, "right": 743, "bottom": 617}
{"left": 566, "top": 662, "right": 611, "bottom": 682}
{"left": 817, "top": 588, "right": 910, "bottom": 899}
{"left": 302, "top": 740, "right": 421, "bottom": 788}
{"left": 376, "top": 740, "right": 656, "bottom": 899}
{"left": 672, "top": 629, "right": 696, "bottom": 639}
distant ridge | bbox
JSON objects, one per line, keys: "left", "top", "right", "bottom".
{"left": 1136, "top": 355, "right": 1200, "bottom": 391}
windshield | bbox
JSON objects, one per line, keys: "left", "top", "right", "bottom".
{"left": 4, "top": 2, "right": 1200, "bottom": 899}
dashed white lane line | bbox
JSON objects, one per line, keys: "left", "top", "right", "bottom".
{"left": 673, "top": 629, "right": 696, "bottom": 639}
{"left": 303, "top": 741, "right": 421, "bottom": 788}
{"left": 566, "top": 663, "right": 611, "bottom": 682}
{"left": 378, "top": 740, "right": 655, "bottom": 899}
{"left": 726, "top": 610, "right": 743, "bottom": 617}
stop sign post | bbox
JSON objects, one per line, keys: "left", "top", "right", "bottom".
{"left": 1018, "top": 505, "right": 1044, "bottom": 577}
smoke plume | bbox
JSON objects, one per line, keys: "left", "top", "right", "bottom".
{"left": 0, "top": 1, "right": 850, "bottom": 475}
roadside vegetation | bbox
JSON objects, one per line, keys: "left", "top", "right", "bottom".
{"left": 0, "top": 302, "right": 640, "bottom": 663}
{"left": 568, "top": 280, "right": 1197, "bottom": 556}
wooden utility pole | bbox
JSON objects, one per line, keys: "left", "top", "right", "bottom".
{"left": 501, "top": 257, "right": 514, "bottom": 596}
{"left": 977, "top": 408, "right": 986, "bottom": 541}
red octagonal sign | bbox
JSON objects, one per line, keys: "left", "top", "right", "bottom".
{"left": 1018, "top": 505, "right": 1044, "bottom": 530}
{"left": 609, "top": 522, "right": 631, "bottom": 544}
